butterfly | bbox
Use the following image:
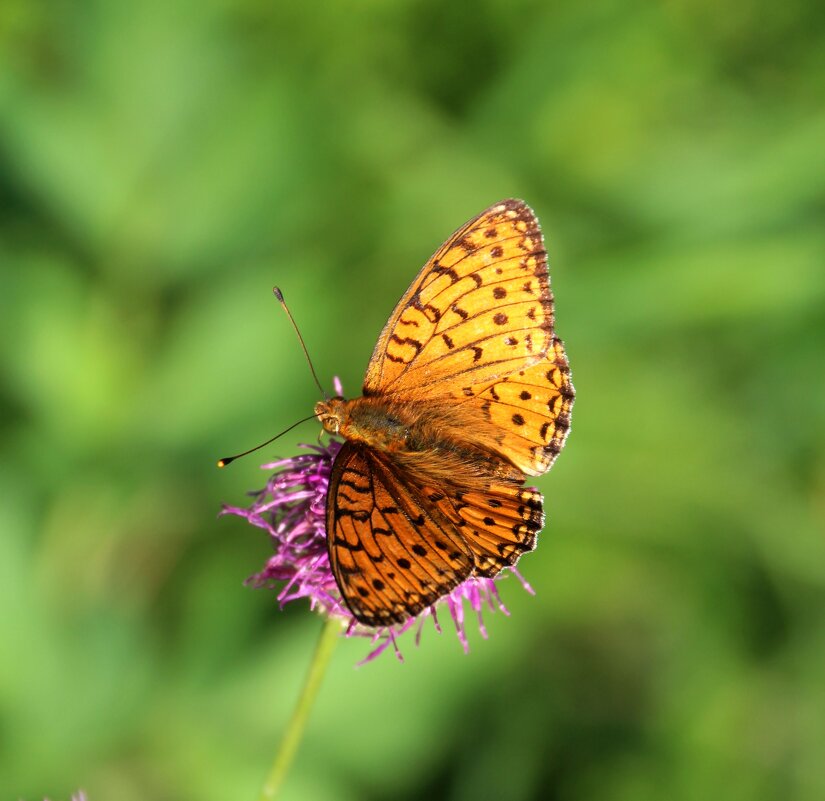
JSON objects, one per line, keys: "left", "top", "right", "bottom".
{"left": 315, "top": 199, "right": 574, "bottom": 627}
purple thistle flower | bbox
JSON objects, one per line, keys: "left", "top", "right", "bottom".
{"left": 221, "top": 437, "right": 535, "bottom": 664}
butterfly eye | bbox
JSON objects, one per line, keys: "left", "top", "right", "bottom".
{"left": 315, "top": 399, "right": 345, "bottom": 436}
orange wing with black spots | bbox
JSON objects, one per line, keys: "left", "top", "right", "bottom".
{"left": 363, "top": 199, "right": 556, "bottom": 396}
{"left": 362, "top": 198, "right": 574, "bottom": 477}
{"left": 457, "top": 336, "right": 574, "bottom": 477}
{"left": 328, "top": 444, "right": 546, "bottom": 625}
{"left": 327, "top": 441, "right": 473, "bottom": 627}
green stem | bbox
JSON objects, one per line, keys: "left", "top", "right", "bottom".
{"left": 257, "top": 616, "right": 342, "bottom": 801}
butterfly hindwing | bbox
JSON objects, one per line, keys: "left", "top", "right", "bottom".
{"left": 328, "top": 441, "right": 473, "bottom": 626}
{"left": 363, "top": 199, "right": 556, "bottom": 396}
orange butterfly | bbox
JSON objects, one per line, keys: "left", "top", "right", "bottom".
{"left": 315, "top": 199, "right": 574, "bottom": 627}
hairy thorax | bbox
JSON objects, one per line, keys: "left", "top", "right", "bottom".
{"left": 314, "top": 395, "right": 522, "bottom": 489}
{"left": 315, "top": 396, "right": 413, "bottom": 452}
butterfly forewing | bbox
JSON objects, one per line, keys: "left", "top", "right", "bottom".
{"left": 363, "top": 199, "right": 555, "bottom": 396}
{"left": 328, "top": 441, "right": 473, "bottom": 626}
{"left": 424, "top": 480, "right": 545, "bottom": 576}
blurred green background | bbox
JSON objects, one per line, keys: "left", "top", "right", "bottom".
{"left": 2, "top": 1, "right": 824, "bottom": 799}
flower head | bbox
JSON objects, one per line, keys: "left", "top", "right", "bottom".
{"left": 221, "top": 440, "right": 534, "bottom": 664}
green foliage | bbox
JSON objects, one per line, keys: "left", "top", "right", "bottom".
{"left": 1, "top": 0, "right": 823, "bottom": 799}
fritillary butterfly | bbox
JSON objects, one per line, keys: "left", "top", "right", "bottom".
{"left": 315, "top": 199, "right": 574, "bottom": 626}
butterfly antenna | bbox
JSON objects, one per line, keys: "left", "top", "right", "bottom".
{"left": 217, "top": 414, "right": 317, "bottom": 468}
{"left": 273, "top": 286, "right": 328, "bottom": 399}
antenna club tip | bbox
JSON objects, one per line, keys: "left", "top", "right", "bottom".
{"left": 217, "top": 457, "right": 233, "bottom": 468}
{"left": 272, "top": 286, "right": 284, "bottom": 302}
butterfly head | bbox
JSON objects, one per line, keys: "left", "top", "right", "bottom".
{"left": 314, "top": 396, "right": 346, "bottom": 435}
